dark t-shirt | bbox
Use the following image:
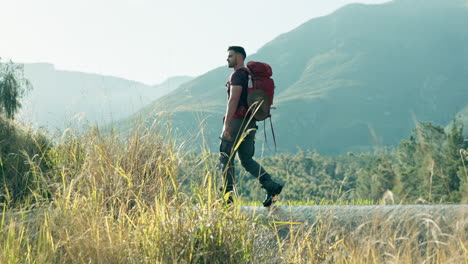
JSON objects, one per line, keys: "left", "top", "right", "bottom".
{"left": 228, "top": 68, "right": 249, "bottom": 118}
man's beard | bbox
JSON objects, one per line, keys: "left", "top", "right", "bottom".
{"left": 228, "top": 58, "right": 237, "bottom": 68}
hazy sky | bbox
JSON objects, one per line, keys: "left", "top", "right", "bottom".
{"left": 1, "top": 0, "right": 390, "bottom": 85}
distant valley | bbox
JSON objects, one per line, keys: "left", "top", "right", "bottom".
{"left": 19, "top": 63, "right": 192, "bottom": 131}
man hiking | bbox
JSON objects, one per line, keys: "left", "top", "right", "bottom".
{"left": 219, "top": 46, "right": 283, "bottom": 206}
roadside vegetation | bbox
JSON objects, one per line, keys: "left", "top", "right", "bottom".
{"left": 1, "top": 115, "right": 466, "bottom": 263}
{"left": 1, "top": 60, "right": 466, "bottom": 263}
{"left": 182, "top": 120, "right": 468, "bottom": 205}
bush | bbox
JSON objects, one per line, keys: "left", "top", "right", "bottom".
{"left": 0, "top": 116, "right": 53, "bottom": 204}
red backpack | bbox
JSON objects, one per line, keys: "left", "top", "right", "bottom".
{"left": 241, "top": 61, "right": 277, "bottom": 150}
{"left": 241, "top": 61, "right": 275, "bottom": 121}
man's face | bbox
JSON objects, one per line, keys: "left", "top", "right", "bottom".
{"left": 227, "top": 50, "right": 238, "bottom": 68}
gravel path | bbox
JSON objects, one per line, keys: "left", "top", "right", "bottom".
{"left": 241, "top": 204, "right": 468, "bottom": 228}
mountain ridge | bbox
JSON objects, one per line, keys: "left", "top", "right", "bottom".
{"left": 19, "top": 63, "right": 193, "bottom": 130}
{"left": 109, "top": 0, "right": 468, "bottom": 154}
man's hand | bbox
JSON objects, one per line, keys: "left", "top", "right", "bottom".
{"left": 222, "top": 125, "right": 232, "bottom": 141}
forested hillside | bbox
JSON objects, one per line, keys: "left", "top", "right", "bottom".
{"left": 124, "top": 0, "right": 468, "bottom": 154}
{"left": 180, "top": 120, "right": 468, "bottom": 203}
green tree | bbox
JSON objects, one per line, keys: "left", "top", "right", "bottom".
{"left": 0, "top": 59, "right": 32, "bottom": 119}
{"left": 459, "top": 147, "right": 468, "bottom": 203}
{"left": 416, "top": 122, "right": 446, "bottom": 202}
{"left": 397, "top": 135, "right": 419, "bottom": 200}
{"left": 441, "top": 120, "right": 465, "bottom": 201}
{"left": 356, "top": 152, "right": 398, "bottom": 201}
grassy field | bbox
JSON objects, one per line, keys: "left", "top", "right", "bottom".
{"left": 0, "top": 121, "right": 467, "bottom": 263}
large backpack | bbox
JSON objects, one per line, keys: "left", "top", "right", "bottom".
{"left": 241, "top": 61, "right": 277, "bottom": 150}
{"left": 240, "top": 61, "right": 275, "bottom": 121}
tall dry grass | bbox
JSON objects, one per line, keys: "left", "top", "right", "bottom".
{"left": 276, "top": 208, "right": 467, "bottom": 263}
{"left": 0, "top": 122, "right": 267, "bottom": 263}
{"left": 0, "top": 120, "right": 466, "bottom": 263}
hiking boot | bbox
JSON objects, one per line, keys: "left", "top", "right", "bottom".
{"left": 223, "top": 191, "right": 234, "bottom": 205}
{"left": 261, "top": 182, "right": 283, "bottom": 207}
{"left": 220, "top": 186, "right": 235, "bottom": 205}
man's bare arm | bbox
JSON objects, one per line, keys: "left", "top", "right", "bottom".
{"left": 222, "top": 85, "right": 242, "bottom": 140}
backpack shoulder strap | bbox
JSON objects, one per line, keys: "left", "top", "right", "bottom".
{"left": 239, "top": 67, "right": 254, "bottom": 89}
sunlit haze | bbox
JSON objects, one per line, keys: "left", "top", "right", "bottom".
{"left": 1, "top": 0, "right": 389, "bottom": 84}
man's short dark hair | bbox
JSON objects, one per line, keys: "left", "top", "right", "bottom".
{"left": 228, "top": 46, "right": 246, "bottom": 60}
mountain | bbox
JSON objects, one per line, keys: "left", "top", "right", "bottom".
{"left": 120, "top": 0, "right": 468, "bottom": 154}
{"left": 19, "top": 63, "right": 192, "bottom": 130}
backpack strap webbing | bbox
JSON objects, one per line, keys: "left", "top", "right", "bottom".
{"left": 262, "top": 117, "right": 277, "bottom": 152}
{"left": 269, "top": 117, "right": 277, "bottom": 152}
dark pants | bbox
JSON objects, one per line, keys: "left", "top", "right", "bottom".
{"left": 219, "top": 117, "right": 271, "bottom": 192}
